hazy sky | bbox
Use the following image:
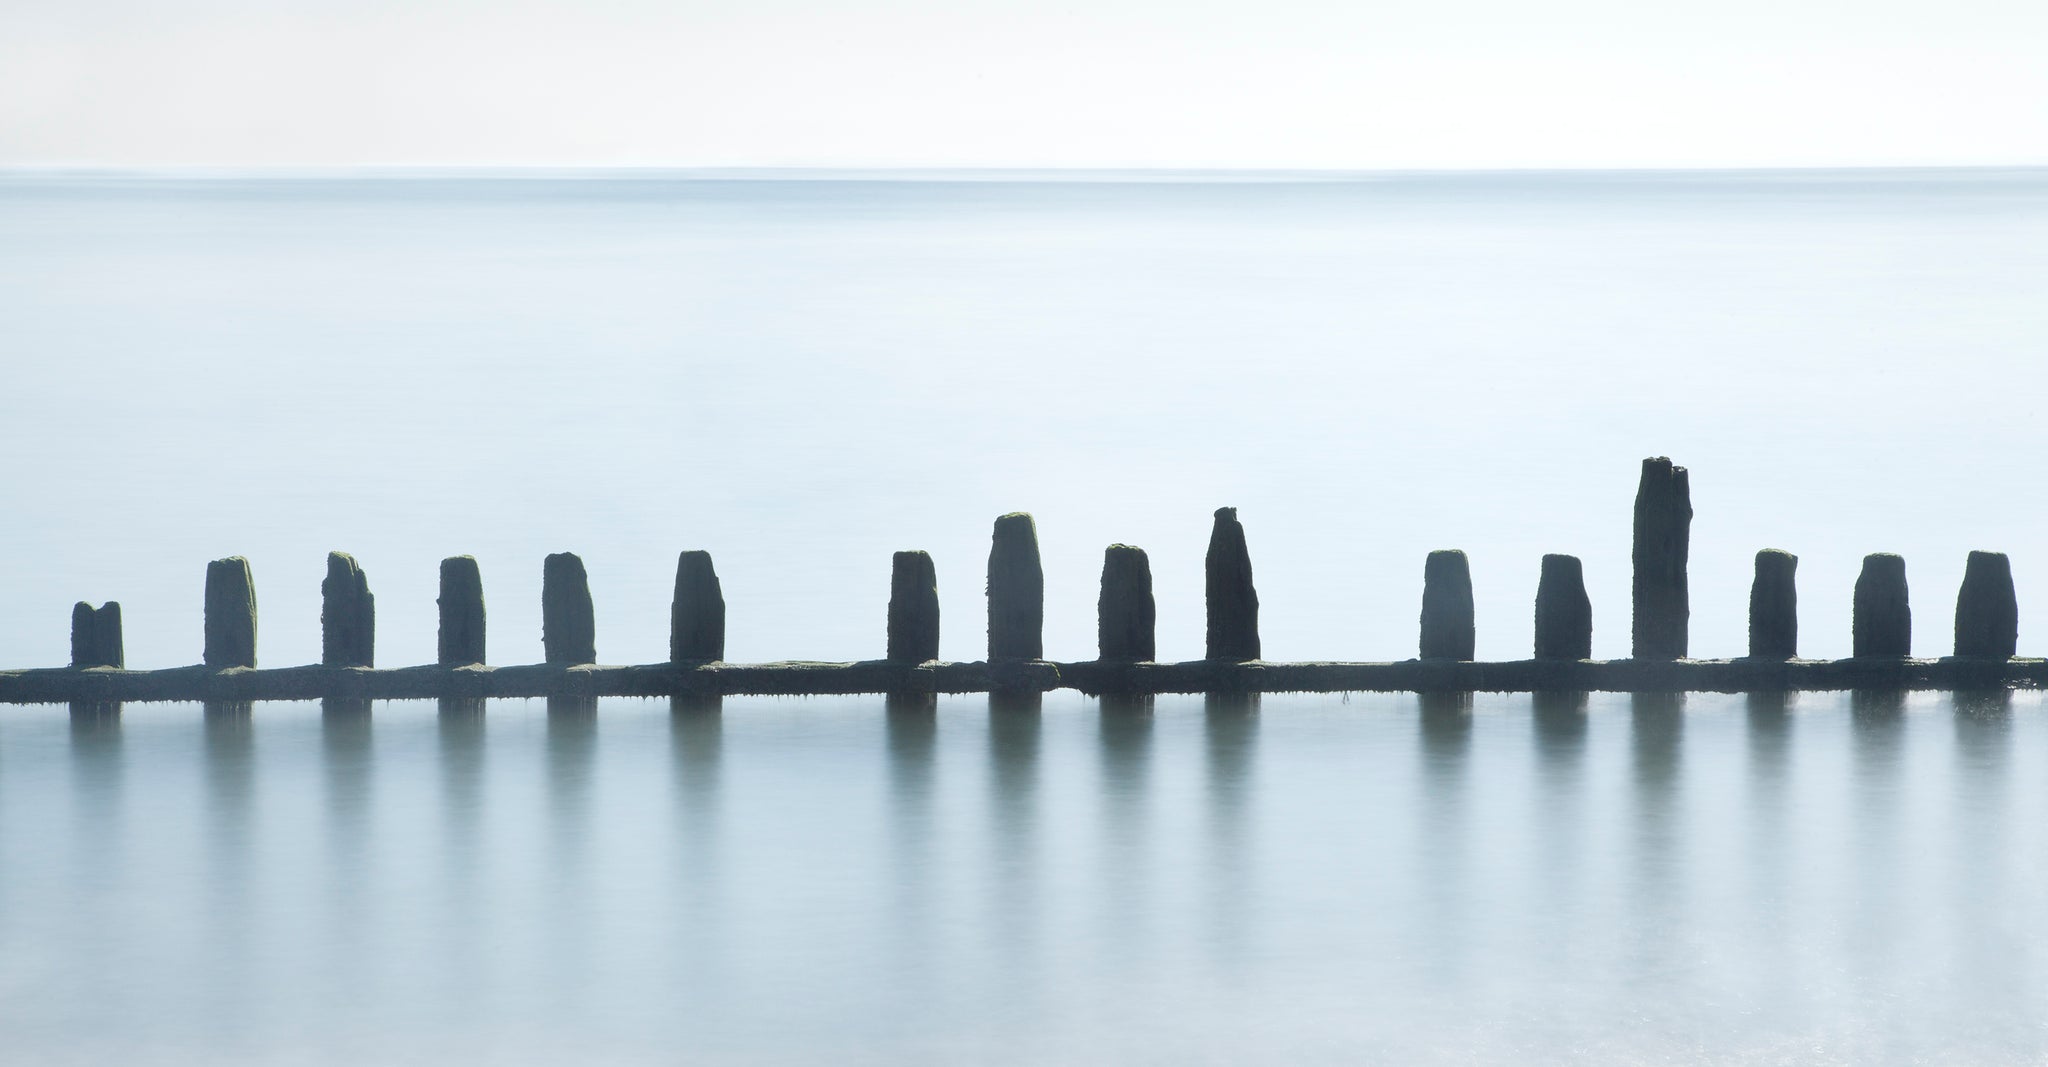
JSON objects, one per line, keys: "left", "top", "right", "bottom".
{"left": 5, "top": 0, "right": 2046, "bottom": 168}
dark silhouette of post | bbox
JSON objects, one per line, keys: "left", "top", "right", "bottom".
{"left": 1533, "top": 554, "right": 1591, "bottom": 659}
{"left": 1098, "top": 544, "right": 1155, "bottom": 661}
{"left": 1631, "top": 457, "right": 1691, "bottom": 659}
{"left": 69, "top": 602, "right": 124, "bottom": 668}
{"left": 438, "top": 556, "right": 485, "bottom": 666}
{"left": 1954, "top": 550, "right": 2017, "bottom": 659}
{"left": 204, "top": 556, "right": 257, "bottom": 668}
{"left": 1748, "top": 549, "right": 1798, "bottom": 659}
{"left": 987, "top": 513, "right": 1043, "bottom": 661}
{"left": 542, "top": 552, "right": 596, "bottom": 665}
{"left": 1419, "top": 550, "right": 1475, "bottom": 660}
{"left": 321, "top": 551, "right": 375, "bottom": 668}
{"left": 1206, "top": 507, "right": 1260, "bottom": 661}
{"left": 1852, "top": 553, "right": 1911, "bottom": 657}
{"left": 888, "top": 550, "right": 939, "bottom": 662}
{"left": 670, "top": 550, "right": 725, "bottom": 663}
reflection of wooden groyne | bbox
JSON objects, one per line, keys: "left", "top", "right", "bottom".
{"left": 8, "top": 458, "right": 2038, "bottom": 705}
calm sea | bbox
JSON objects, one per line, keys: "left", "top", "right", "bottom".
{"left": 3, "top": 171, "right": 2048, "bottom": 1062}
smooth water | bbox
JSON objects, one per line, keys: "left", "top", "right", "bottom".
{"left": 4, "top": 692, "right": 2046, "bottom": 1064}
{"left": 6, "top": 173, "right": 2048, "bottom": 1062}
{"left": 3, "top": 171, "right": 2047, "bottom": 667}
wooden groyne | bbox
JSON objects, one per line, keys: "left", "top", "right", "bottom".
{"left": 10, "top": 457, "right": 2040, "bottom": 705}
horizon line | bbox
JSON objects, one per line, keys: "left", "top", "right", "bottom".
{"left": 4, "top": 162, "right": 2048, "bottom": 184}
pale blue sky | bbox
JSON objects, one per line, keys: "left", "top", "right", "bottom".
{"left": 4, "top": 0, "right": 2045, "bottom": 167}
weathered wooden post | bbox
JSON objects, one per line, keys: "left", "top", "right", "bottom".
{"left": 69, "top": 601, "right": 124, "bottom": 669}
{"left": 987, "top": 513, "right": 1043, "bottom": 660}
{"left": 1632, "top": 457, "right": 1691, "bottom": 659}
{"left": 203, "top": 556, "right": 257, "bottom": 669}
{"left": 671, "top": 550, "right": 726, "bottom": 663}
{"left": 1852, "top": 553, "right": 1911, "bottom": 657}
{"left": 1748, "top": 549, "right": 1798, "bottom": 659}
{"left": 542, "top": 552, "right": 596, "bottom": 665}
{"left": 1533, "top": 554, "right": 1591, "bottom": 659}
{"left": 1206, "top": 507, "right": 1260, "bottom": 661}
{"left": 1098, "top": 544, "right": 1156, "bottom": 661}
{"left": 321, "top": 551, "right": 375, "bottom": 668}
{"left": 887, "top": 550, "right": 939, "bottom": 662}
{"left": 438, "top": 556, "right": 485, "bottom": 666}
{"left": 1419, "top": 550, "right": 1475, "bottom": 660}
{"left": 1954, "top": 550, "right": 2017, "bottom": 659}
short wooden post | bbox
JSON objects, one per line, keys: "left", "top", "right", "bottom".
{"left": 437, "top": 556, "right": 485, "bottom": 666}
{"left": 1097, "top": 544, "right": 1156, "bottom": 662}
{"left": 321, "top": 551, "right": 375, "bottom": 668}
{"left": 1419, "top": 550, "right": 1475, "bottom": 660}
{"left": 1954, "top": 550, "right": 2017, "bottom": 659}
{"left": 203, "top": 556, "right": 257, "bottom": 669}
{"left": 1852, "top": 553, "right": 1910, "bottom": 657}
{"left": 887, "top": 550, "right": 939, "bottom": 663}
{"left": 1205, "top": 507, "right": 1260, "bottom": 661}
{"left": 542, "top": 552, "right": 596, "bottom": 665}
{"left": 1632, "top": 457, "right": 1691, "bottom": 659}
{"left": 987, "top": 513, "right": 1043, "bottom": 661}
{"left": 1533, "top": 554, "right": 1591, "bottom": 660}
{"left": 1748, "top": 549, "right": 1798, "bottom": 659}
{"left": 670, "top": 550, "right": 726, "bottom": 663}
{"left": 69, "top": 601, "right": 124, "bottom": 669}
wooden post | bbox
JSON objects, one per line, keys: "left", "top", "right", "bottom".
{"left": 1954, "top": 550, "right": 2017, "bottom": 659}
{"left": 887, "top": 550, "right": 939, "bottom": 663}
{"left": 1852, "top": 553, "right": 1911, "bottom": 657}
{"left": 1631, "top": 457, "right": 1692, "bottom": 659}
{"left": 1205, "top": 507, "right": 1260, "bottom": 661}
{"left": 542, "top": 552, "right": 596, "bottom": 665}
{"left": 1748, "top": 549, "right": 1798, "bottom": 660}
{"left": 1419, "top": 550, "right": 1475, "bottom": 660}
{"left": 437, "top": 556, "right": 485, "bottom": 666}
{"left": 670, "top": 550, "right": 726, "bottom": 663}
{"left": 987, "top": 513, "right": 1043, "bottom": 660}
{"left": 321, "top": 551, "right": 375, "bottom": 668}
{"left": 203, "top": 556, "right": 257, "bottom": 669}
{"left": 70, "top": 601, "right": 124, "bottom": 669}
{"left": 1097, "top": 544, "right": 1156, "bottom": 662}
{"left": 1533, "top": 554, "right": 1591, "bottom": 660}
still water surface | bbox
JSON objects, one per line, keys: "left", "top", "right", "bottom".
{"left": 4, "top": 171, "right": 2047, "bottom": 666}
{"left": 4, "top": 692, "right": 2046, "bottom": 1063}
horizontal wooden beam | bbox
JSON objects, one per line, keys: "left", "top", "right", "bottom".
{"left": 4, "top": 657, "right": 2043, "bottom": 704}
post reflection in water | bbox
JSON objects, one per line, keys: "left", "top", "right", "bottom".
{"left": 1098, "top": 694, "right": 1154, "bottom": 958}
{"left": 437, "top": 697, "right": 488, "bottom": 1015}
{"left": 1416, "top": 691, "right": 1472, "bottom": 987}
{"left": 321, "top": 698, "right": 375, "bottom": 1002}
{"left": 987, "top": 692, "right": 1042, "bottom": 984}
{"left": 1847, "top": 688, "right": 1906, "bottom": 983}
{"left": 885, "top": 692, "right": 937, "bottom": 984}
{"left": 1627, "top": 692, "right": 1684, "bottom": 984}
{"left": 669, "top": 694, "right": 724, "bottom": 985}
{"left": 1528, "top": 690, "right": 1587, "bottom": 966}
{"left": 545, "top": 696, "right": 598, "bottom": 1010}
{"left": 66, "top": 702, "right": 122, "bottom": 999}
{"left": 1202, "top": 692, "right": 1257, "bottom": 966}
{"left": 200, "top": 700, "right": 255, "bottom": 1034}
{"left": 1742, "top": 690, "right": 1794, "bottom": 990}
{"left": 1949, "top": 689, "right": 2014, "bottom": 1001}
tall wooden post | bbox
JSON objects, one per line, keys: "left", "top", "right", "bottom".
{"left": 542, "top": 552, "right": 596, "bottom": 665}
{"left": 1631, "top": 457, "right": 1691, "bottom": 659}
{"left": 987, "top": 513, "right": 1043, "bottom": 660}
{"left": 321, "top": 551, "right": 374, "bottom": 668}
{"left": 438, "top": 556, "right": 486, "bottom": 666}
{"left": 204, "top": 557, "right": 257, "bottom": 669}
{"left": 1205, "top": 507, "right": 1260, "bottom": 661}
